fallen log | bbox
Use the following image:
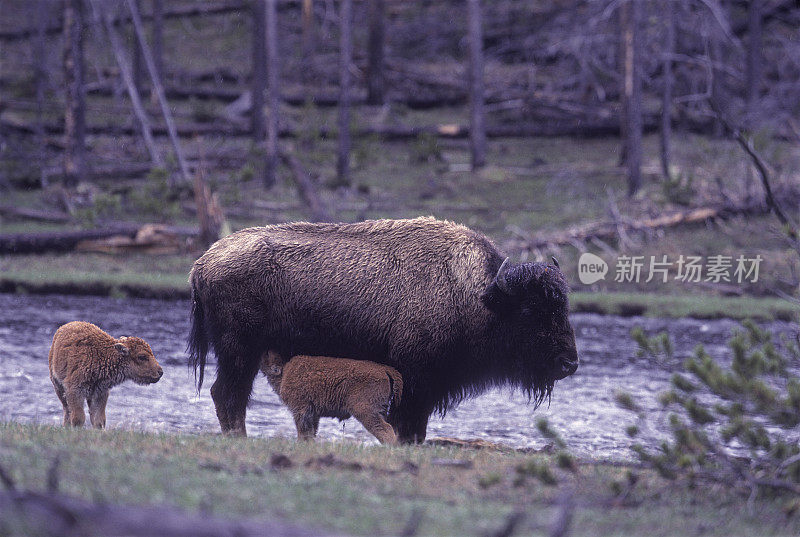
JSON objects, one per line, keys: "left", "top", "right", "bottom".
{"left": 508, "top": 201, "right": 773, "bottom": 253}
{"left": 0, "top": 206, "right": 71, "bottom": 223}
{"left": 87, "top": 82, "right": 462, "bottom": 109}
{"left": 0, "top": 110, "right": 723, "bottom": 141}
{"left": 75, "top": 224, "right": 193, "bottom": 254}
{"left": 0, "top": 488, "right": 340, "bottom": 537}
{"left": 0, "top": 1, "right": 248, "bottom": 42}
{"left": 0, "top": 224, "right": 197, "bottom": 254}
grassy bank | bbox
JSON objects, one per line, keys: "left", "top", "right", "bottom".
{"left": 2, "top": 131, "right": 799, "bottom": 320}
{"left": 0, "top": 422, "right": 797, "bottom": 536}
{"left": 0, "top": 256, "right": 796, "bottom": 321}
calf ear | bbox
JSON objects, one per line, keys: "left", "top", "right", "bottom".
{"left": 114, "top": 342, "right": 130, "bottom": 357}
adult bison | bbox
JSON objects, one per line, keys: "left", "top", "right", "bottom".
{"left": 188, "top": 217, "right": 579, "bottom": 442}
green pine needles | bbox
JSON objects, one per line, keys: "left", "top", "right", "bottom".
{"left": 620, "top": 321, "right": 800, "bottom": 501}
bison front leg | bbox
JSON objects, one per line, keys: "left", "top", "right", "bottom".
{"left": 88, "top": 390, "right": 109, "bottom": 429}
{"left": 389, "top": 403, "right": 432, "bottom": 444}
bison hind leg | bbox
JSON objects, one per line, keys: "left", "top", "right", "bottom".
{"left": 354, "top": 411, "right": 397, "bottom": 444}
{"left": 211, "top": 339, "right": 263, "bottom": 437}
{"left": 51, "top": 376, "right": 70, "bottom": 426}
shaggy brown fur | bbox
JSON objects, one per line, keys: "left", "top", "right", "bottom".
{"left": 189, "top": 217, "right": 579, "bottom": 442}
{"left": 49, "top": 321, "right": 163, "bottom": 428}
{"left": 261, "top": 351, "right": 402, "bottom": 444}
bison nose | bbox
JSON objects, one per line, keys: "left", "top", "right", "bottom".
{"left": 157, "top": 368, "right": 164, "bottom": 378}
{"left": 554, "top": 352, "right": 579, "bottom": 380}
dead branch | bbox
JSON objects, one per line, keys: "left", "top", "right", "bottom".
{"left": 279, "top": 150, "right": 332, "bottom": 222}
{"left": 488, "top": 511, "right": 525, "bottom": 537}
{"left": 508, "top": 194, "right": 797, "bottom": 254}
{"left": 0, "top": 463, "right": 16, "bottom": 491}
{"left": 89, "top": 0, "right": 162, "bottom": 168}
{"left": 127, "top": 0, "right": 191, "bottom": 185}
{"left": 710, "top": 100, "right": 797, "bottom": 237}
{"left": 549, "top": 490, "right": 574, "bottom": 537}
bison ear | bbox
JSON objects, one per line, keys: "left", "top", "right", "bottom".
{"left": 114, "top": 342, "right": 130, "bottom": 357}
{"left": 480, "top": 281, "right": 522, "bottom": 314}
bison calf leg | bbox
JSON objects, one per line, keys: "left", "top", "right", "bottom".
{"left": 88, "top": 390, "right": 109, "bottom": 429}
{"left": 51, "top": 376, "right": 70, "bottom": 426}
{"left": 65, "top": 390, "right": 86, "bottom": 427}
{"left": 355, "top": 412, "right": 397, "bottom": 444}
{"left": 292, "top": 407, "right": 318, "bottom": 441}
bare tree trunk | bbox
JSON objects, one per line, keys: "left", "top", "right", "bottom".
{"left": 623, "top": 0, "right": 643, "bottom": 196}
{"left": 366, "top": 0, "right": 385, "bottom": 105}
{"left": 709, "top": 25, "right": 724, "bottom": 137}
{"left": 746, "top": 0, "right": 762, "bottom": 125}
{"left": 336, "top": 0, "right": 352, "bottom": 186}
{"left": 90, "top": 0, "right": 163, "bottom": 169}
{"left": 660, "top": 0, "right": 676, "bottom": 179}
{"left": 63, "top": 0, "right": 86, "bottom": 187}
{"left": 251, "top": 0, "right": 266, "bottom": 141}
{"left": 301, "top": 0, "right": 314, "bottom": 94}
{"left": 127, "top": 0, "right": 191, "bottom": 185}
{"left": 132, "top": 0, "right": 145, "bottom": 97}
{"left": 617, "top": 3, "right": 628, "bottom": 166}
{"left": 0, "top": 93, "right": 6, "bottom": 190}
{"left": 467, "top": 0, "right": 486, "bottom": 170}
{"left": 265, "top": 0, "right": 280, "bottom": 187}
{"left": 35, "top": 0, "right": 49, "bottom": 187}
{"left": 150, "top": 0, "right": 164, "bottom": 107}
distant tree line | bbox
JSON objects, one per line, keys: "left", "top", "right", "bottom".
{"left": 0, "top": 0, "right": 796, "bottom": 202}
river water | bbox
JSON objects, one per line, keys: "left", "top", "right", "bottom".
{"left": 0, "top": 293, "right": 793, "bottom": 459}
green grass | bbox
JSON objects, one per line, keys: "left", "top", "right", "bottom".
{"left": 1, "top": 250, "right": 797, "bottom": 319}
{"left": 1, "top": 422, "right": 798, "bottom": 536}
{"left": 571, "top": 292, "right": 799, "bottom": 322}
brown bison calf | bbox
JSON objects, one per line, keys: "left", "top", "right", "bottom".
{"left": 49, "top": 321, "right": 163, "bottom": 429}
{"left": 260, "top": 351, "right": 402, "bottom": 444}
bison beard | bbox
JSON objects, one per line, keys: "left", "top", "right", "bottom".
{"left": 188, "top": 217, "right": 579, "bottom": 442}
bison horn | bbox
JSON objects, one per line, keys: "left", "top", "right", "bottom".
{"left": 495, "top": 257, "right": 516, "bottom": 295}
{"left": 551, "top": 256, "right": 560, "bottom": 268}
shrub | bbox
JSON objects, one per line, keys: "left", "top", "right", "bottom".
{"left": 618, "top": 323, "right": 800, "bottom": 499}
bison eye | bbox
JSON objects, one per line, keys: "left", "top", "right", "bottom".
{"left": 137, "top": 354, "right": 149, "bottom": 362}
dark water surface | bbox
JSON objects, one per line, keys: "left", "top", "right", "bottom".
{"left": 0, "top": 293, "right": 793, "bottom": 459}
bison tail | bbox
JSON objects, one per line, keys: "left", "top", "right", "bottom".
{"left": 187, "top": 286, "right": 209, "bottom": 392}
{"left": 386, "top": 370, "right": 403, "bottom": 415}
